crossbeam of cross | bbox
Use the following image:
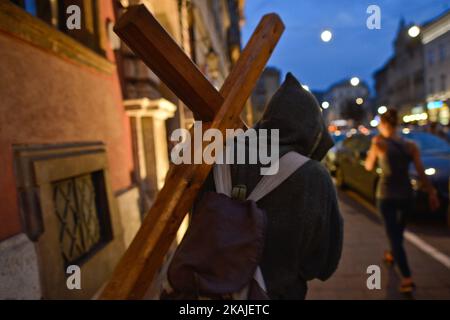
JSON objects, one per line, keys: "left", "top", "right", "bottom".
{"left": 100, "top": 4, "right": 284, "bottom": 299}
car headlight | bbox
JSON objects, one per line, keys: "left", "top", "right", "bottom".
{"left": 425, "top": 168, "right": 436, "bottom": 176}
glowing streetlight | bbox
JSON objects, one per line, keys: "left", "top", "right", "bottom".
{"left": 370, "top": 119, "right": 379, "bottom": 127}
{"left": 321, "top": 101, "right": 330, "bottom": 109}
{"left": 378, "top": 106, "right": 387, "bottom": 114}
{"left": 350, "top": 77, "right": 360, "bottom": 86}
{"left": 356, "top": 97, "right": 364, "bottom": 105}
{"left": 321, "top": 30, "right": 333, "bottom": 42}
{"left": 408, "top": 25, "right": 420, "bottom": 38}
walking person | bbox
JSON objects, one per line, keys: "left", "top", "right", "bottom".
{"left": 364, "top": 109, "right": 440, "bottom": 293}
{"left": 188, "top": 73, "right": 343, "bottom": 299}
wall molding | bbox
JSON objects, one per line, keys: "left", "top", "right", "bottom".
{"left": 0, "top": 1, "right": 115, "bottom": 74}
{"left": 13, "top": 141, "right": 107, "bottom": 241}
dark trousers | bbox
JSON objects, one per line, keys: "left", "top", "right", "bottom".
{"left": 376, "top": 198, "right": 412, "bottom": 278}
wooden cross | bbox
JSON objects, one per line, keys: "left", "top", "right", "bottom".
{"left": 100, "top": 4, "right": 284, "bottom": 299}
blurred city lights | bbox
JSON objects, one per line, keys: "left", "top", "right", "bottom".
{"left": 427, "top": 100, "right": 443, "bottom": 109}
{"left": 403, "top": 113, "right": 428, "bottom": 123}
{"left": 425, "top": 168, "right": 436, "bottom": 176}
{"left": 350, "top": 77, "right": 360, "bottom": 86}
{"left": 408, "top": 25, "right": 421, "bottom": 38}
{"left": 322, "top": 101, "right": 330, "bottom": 109}
{"left": 358, "top": 125, "right": 370, "bottom": 135}
{"left": 378, "top": 106, "right": 387, "bottom": 114}
{"left": 370, "top": 119, "right": 379, "bottom": 127}
{"left": 402, "top": 128, "right": 411, "bottom": 134}
{"left": 356, "top": 97, "right": 364, "bottom": 105}
{"left": 321, "top": 30, "right": 333, "bottom": 42}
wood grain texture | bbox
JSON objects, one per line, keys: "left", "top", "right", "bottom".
{"left": 114, "top": 4, "right": 222, "bottom": 121}
{"left": 100, "top": 6, "right": 284, "bottom": 300}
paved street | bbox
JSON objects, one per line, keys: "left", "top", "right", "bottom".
{"left": 307, "top": 188, "right": 450, "bottom": 300}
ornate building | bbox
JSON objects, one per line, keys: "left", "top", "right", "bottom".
{"left": 422, "top": 10, "right": 450, "bottom": 125}
{"left": 0, "top": 0, "right": 245, "bottom": 299}
{"left": 250, "top": 67, "right": 281, "bottom": 123}
{"left": 373, "top": 20, "right": 426, "bottom": 121}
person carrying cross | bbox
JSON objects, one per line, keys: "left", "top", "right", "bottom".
{"left": 190, "top": 73, "right": 344, "bottom": 299}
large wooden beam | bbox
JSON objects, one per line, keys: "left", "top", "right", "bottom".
{"left": 114, "top": 4, "right": 222, "bottom": 121}
{"left": 100, "top": 8, "right": 284, "bottom": 300}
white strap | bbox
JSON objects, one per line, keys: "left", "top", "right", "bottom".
{"left": 247, "top": 152, "right": 309, "bottom": 202}
{"left": 213, "top": 161, "right": 232, "bottom": 197}
{"left": 253, "top": 267, "right": 266, "bottom": 291}
{"left": 213, "top": 151, "right": 310, "bottom": 202}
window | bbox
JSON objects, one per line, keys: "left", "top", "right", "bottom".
{"left": 10, "top": 0, "right": 103, "bottom": 54}
{"left": 53, "top": 171, "right": 112, "bottom": 268}
{"left": 11, "top": 0, "right": 54, "bottom": 25}
{"left": 14, "top": 142, "right": 120, "bottom": 299}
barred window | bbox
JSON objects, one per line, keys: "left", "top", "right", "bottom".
{"left": 52, "top": 171, "right": 112, "bottom": 268}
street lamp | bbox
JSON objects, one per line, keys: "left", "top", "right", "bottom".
{"left": 356, "top": 97, "right": 364, "bottom": 105}
{"left": 408, "top": 25, "right": 420, "bottom": 38}
{"left": 321, "top": 101, "right": 330, "bottom": 109}
{"left": 321, "top": 30, "right": 333, "bottom": 42}
{"left": 350, "top": 77, "right": 360, "bottom": 86}
{"left": 378, "top": 106, "right": 387, "bottom": 114}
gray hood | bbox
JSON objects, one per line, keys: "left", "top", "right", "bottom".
{"left": 254, "top": 72, "right": 334, "bottom": 161}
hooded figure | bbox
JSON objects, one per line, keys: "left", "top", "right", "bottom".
{"left": 196, "top": 72, "right": 343, "bottom": 299}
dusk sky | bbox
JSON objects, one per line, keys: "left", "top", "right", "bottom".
{"left": 242, "top": 0, "right": 450, "bottom": 94}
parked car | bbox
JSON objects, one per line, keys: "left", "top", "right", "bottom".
{"left": 324, "top": 132, "right": 346, "bottom": 175}
{"left": 334, "top": 132, "right": 449, "bottom": 221}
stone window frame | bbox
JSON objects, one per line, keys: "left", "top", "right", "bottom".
{"left": 13, "top": 142, "right": 125, "bottom": 299}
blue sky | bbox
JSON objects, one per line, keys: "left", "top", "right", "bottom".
{"left": 242, "top": 0, "right": 449, "bottom": 93}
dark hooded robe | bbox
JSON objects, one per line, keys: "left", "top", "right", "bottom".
{"left": 196, "top": 72, "right": 343, "bottom": 299}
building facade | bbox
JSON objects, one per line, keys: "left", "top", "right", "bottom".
{"left": 323, "top": 79, "right": 370, "bottom": 125}
{"left": 250, "top": 67, "right": 281, "bottom": 123}
{"left": 0, "top": 0, "right": 244, "bottom": 299}
{"left": 0, "top": 0, "right": 140, "bottom": 300}
{"left": 374, "top": 20, "right": 426, "bottom": 122}
{"left": 422, "top": 10, "right": 450, "bottom": 125}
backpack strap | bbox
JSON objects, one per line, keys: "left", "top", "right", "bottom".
{"left": 213, "top": 151, "right": 310, "bottom": 201}
{"left": 247, "top": 151, "right": 309, "bottom": 202}
{"left": 213, "top": 160, "right": 233, "bottom": 197}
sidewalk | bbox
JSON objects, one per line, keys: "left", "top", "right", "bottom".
{"left": 307, "top": 189, "right": 450, "bottom": 300}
